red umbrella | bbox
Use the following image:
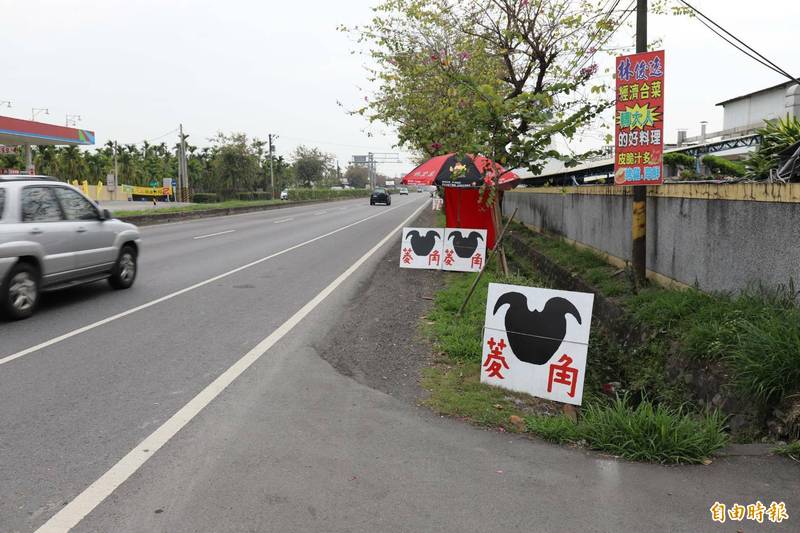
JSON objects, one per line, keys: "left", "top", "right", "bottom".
{"left": 401, "top": 153, "right": 519, "bottom": 189}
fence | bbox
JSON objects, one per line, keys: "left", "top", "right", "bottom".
{"left": 503, "top": 183, "right": 800, "bottom": 294}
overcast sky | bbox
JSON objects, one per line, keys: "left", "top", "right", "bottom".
{"left": 3, "top": 0, "right": 798, "bottom": 176}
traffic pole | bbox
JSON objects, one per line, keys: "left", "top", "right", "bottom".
{"left": 631, "top": 0, "right": 648, "bottom": 286}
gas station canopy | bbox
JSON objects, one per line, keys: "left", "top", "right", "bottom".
{"left": 0, "top": 115, "right": 95, "bottom": 146}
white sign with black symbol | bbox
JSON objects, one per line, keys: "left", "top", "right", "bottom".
{"left": 481, "top": 283, "right": 594, "bottom": 405}
{"left": 442, "top": 228, "right": 487, "bottom": 272}
{"left": 399, "top": 227, "right": 444, "bottom": 269}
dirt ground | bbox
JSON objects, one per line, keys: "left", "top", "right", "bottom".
{"left": 314, "top": 208, "right": 443, "bottom": 403}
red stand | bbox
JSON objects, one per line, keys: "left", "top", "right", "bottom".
{"left": 443, "top": 187, "right": 496, "bottom": 249}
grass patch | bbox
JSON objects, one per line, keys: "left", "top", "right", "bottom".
{"left": 422, "top": 260, "right": 729, "bottom": 463}
{"left": 773, "top": 440, "right": 800, "bottom": 461}
{"left": 509, "top": 222, "right": 800, "bottom": 414}
{"left": 422, "top": 361, "right": 523, "bottom": 428}
{"left": 114, "top": 199, "right": 283, "bottom": 217}
{"left": 525, "top": 396, "right": 728, "bottom": 464}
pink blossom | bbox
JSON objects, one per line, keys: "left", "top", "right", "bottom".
{"left": 580, "top": 63, "right": 599, "bottom": 78}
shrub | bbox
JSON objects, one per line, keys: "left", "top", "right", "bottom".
{"left": 192, "top": 192, "right": 218, "bottom": 203}
{"left": 579, "top": 396, "right": 728, "bottom": 464}
{"left": 236, "top": 192, "right": 255, "bottom": 201}
{"left": 746, "top": 115, "right": 800, "bottom": 179}
{"left": 524, "top": 396, "right": 728, "bottom": 463}
{"left": 724, "top": 310, "right": 800, "bottom": 406}
{"left": 702, "top": 155, "right": 745, "bottom": 177}
{"left": 253, "top": 191, "right": 272, "bottom": 201}
{"left": 663, "top": 152, "right": 695, "bottom": 168}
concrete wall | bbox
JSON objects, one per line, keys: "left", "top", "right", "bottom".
{"left": 504, "top": 184, "right": 800, "bottom": 294}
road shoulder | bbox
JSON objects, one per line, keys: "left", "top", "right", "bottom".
{"left": 314, "top": 207, "right": 443, "bottom": 403}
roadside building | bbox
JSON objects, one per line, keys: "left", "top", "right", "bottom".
{"left": 517, "top": 82, "right": 799, "bottom": 185}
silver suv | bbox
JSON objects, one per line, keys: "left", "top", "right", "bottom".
{"left": 0, "top": 176, "right": 141, "bottom": 320}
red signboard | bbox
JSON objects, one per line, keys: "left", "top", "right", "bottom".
{"left": 614, "top": 50, "right": 665, "bottom": 186}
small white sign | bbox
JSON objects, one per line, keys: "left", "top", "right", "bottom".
{"left": 481, "top": 283, "right": 594, "bottom": 405}
{"left": 399, "top": 227, "right": 444, "bottom": 269}
{"left": 106, "top": 172, "right": 117, "bottom": 192}
{"left": 442, "top": 228, "right": 487, "bottom": 272}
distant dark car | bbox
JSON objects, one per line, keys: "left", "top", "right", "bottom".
{"left": 370, "top": 187, "right": 391, "bottom": 206}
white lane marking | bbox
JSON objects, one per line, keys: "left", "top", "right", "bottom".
{"left": 137, "top": 198, "right": 366, "bottom": 231}
{"left": 0, "top": 200, "right": 423, "bottom": 367}
{"left": 192, "top": 229, "right": 236, "bottom": 240}
{"left": 34, "top": 199, "right": 430, "bottom": 533}
{"left": 273, "top": 217, "right": 293, "bottom": 224}
{"left": 313, "top": 210, "right": 328, "bottom": 216}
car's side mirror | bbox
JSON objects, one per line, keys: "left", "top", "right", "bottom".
{"left": 101, "top": 208, "right": 112, "bottom": 220}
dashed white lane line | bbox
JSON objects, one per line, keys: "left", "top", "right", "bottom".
{"left": 273, "top": 217, "right": 294, "bottom": 224}
{"left": 313, "top": 210, "right": 328, "bottom": 216}
{"left": 193, "top": 229, "right": 236, "bottom": 240}
{"left": 0, "top": 200, "right": 420, "bottom": 368}
{"left": 34, "top": 199, "right": 430, "bottom": 533}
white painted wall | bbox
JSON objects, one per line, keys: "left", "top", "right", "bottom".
{"left": 722, "top": 86, "right": 789, "bottom": 130}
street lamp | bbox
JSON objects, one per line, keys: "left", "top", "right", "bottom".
{"left": 32, "top": 108, "right": 49, "bottom": 121}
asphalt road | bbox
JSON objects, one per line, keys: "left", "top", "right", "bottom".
{"left": 1, "top": 193, "right": 798, "bottom": 533}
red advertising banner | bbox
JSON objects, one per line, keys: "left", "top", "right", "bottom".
{"left": 614, "top": 50, "right": 665, "bottom": 186}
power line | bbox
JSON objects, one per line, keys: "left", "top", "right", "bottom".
{"left": 575, "top": 0, "right": 636, "bottom": 73}
{"left": 679, "top": 0, "right": 799, "bottom": 85}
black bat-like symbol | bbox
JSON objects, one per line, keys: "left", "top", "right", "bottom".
{"left": 448, "top": 230, "right": 484, "bottom": 258}
{"left": 493, "top": 292, "right": 581, "bottom": 365}
{"left": 405, "top": 229, "right": 440, "bottom": 256}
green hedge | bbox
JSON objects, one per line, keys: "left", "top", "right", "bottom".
{"left": 235, "top": 191, "right": 273, "bottom": 201}
{"left": 663, "top": 152, "right": 695, "bottom": 168}
{"left": 702, "top": 155, "right": 745, "bottom": 177}
{"left": 192, "top": 193, "right": 219, "bottom": 203}
{"left": 287, "top": 188, "right": 370, "bottom": 201}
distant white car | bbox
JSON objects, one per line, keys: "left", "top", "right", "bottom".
{"left": 280, "top": 189, "right": 288, "bottom": 200}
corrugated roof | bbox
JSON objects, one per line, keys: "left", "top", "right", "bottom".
{"left": 715, "top": 81, "right": 796, "bottom": 107}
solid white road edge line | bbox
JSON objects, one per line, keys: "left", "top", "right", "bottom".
{"left": 192, "top": 229, "right": 236, "bottom": 240}
{"left": 34, "top": 198, "right": 430, "bottom": 533}
{"left": 0, "top": 199, "right": 419, "bottom": 367}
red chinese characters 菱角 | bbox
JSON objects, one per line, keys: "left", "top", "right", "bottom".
{"left": 483, "top": 337, "right": 509, "bottom": 379}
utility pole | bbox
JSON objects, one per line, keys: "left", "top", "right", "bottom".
{"left": 268, "top": 133, "right": 276, "bottom": 198}
{"left": 368, "top": 152, "right": 374, "bottom": 189}
{"left": 631, "top": 0, "right": 648, "bottom": 286}
{"left": 179, "top": 124, "right": 189, "bottom": 202}
{"left": 113, "top": 142, "right": 119, "bottom": 184}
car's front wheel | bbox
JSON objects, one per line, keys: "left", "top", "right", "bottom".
{"left": 109, "top": 245, "right": 138, "bottom": 290}
{"left": 1, "top": 262, "right": 40, "bottom": 320}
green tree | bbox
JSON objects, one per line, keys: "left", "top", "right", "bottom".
{"left": 292, "top": 145, "right": 333, "bottom": 187}
{"left": 346, "top": 0, "right": 621, "bottom": 177}
{"left": 344, "top": 164, "right": 369, "bottom": 188}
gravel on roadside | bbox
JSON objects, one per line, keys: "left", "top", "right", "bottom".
{"left": 313, "top": 208, "right": 443, "bottom": 403}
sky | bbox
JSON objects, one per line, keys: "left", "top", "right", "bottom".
{"left": 2, "top": 0, "right": 798, "bottom": 177}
